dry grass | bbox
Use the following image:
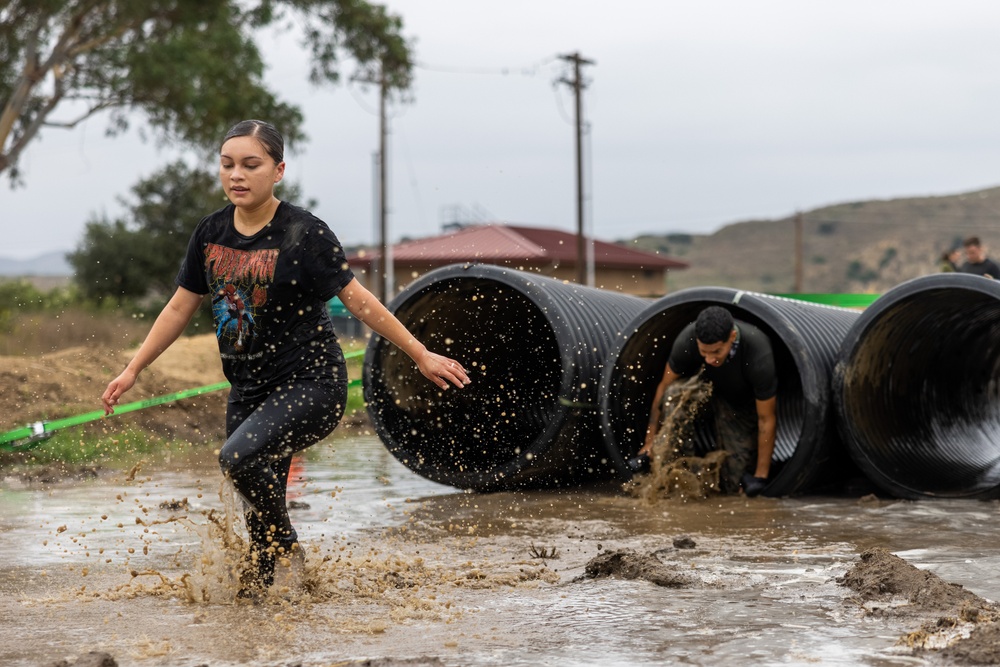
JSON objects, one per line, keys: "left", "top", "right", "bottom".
{"left": 0, "top": 309, "right": 153, "bottom": 356}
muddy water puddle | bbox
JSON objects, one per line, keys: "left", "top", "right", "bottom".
{"left": 3, "top": 435, "right": 1000, "bottom": 666}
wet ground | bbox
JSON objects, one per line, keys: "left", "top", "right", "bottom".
{"left": 3, "top": 434, "right": 1000, "bottom": 667}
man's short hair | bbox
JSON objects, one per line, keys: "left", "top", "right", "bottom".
{"left": 964, "top": 236, "right": 982, "bottom": 248}
{"left": 695, "top": 306, "right": 734, "bottom": 344}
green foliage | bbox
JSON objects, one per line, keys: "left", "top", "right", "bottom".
{"left": 846, "top": 261, "right": 878, "bottom": 283}
{"left": 68, "top": 161, "right": 219, "bottom": 302}
{"left": 67, "top": 160, "right": 308, "bottom": 304}
{"left": 345, "top": 382, "right": 366, "bottom": 418}
{"left": 0, "top": 278, "right": 80, "bottom": 332}
{"left": 0, "top": 0, "right": 413, "bottom": 181}
{"left": 879, "top": 247, "right": 898, "bottom": 269}
{"left": 817, "top": 222, "right": 838, "bottom": 236}
{"left": 11, "top": 426, "right": 171, "bottom": 466}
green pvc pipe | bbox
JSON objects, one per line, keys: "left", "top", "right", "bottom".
{"left": 1, "top": 348, "right": 365, "bottom": 451}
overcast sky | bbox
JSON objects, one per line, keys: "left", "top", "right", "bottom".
{"left": 5, "top": 0, "right": 1000, "bottom": 260}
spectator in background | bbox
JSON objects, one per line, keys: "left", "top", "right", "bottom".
{"left": 959, "top": 236, "right": 1000, "bottom": 279}
{"left": 939, "top": 247, "right": 962, "bottom": 272}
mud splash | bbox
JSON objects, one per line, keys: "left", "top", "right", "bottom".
{"left": 68, "top": 475, "right": 558, "bottom": 618}
{"left": 626, "top": 373, "right": 720, "bottom": 502}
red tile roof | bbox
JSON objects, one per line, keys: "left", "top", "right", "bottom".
{"left": 348, "top": 223, "right": 688, "bottom": 270}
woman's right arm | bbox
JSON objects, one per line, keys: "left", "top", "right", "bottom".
{"left": 101, "top": 287, "right": 205, "bottom": 414}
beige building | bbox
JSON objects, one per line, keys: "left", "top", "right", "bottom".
{"left": 347, "top": 223, "right": 688, "bottom": 298}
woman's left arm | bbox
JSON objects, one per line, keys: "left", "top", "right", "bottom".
{"left": 337, "top": 278, "right": 471, "bottom": 390}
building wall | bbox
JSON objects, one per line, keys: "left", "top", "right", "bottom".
{"left": 592, "top": 267, "right": 670, "bottom": 296}
{"left": 351, "top": 262, "right": 671, "bottom": 298}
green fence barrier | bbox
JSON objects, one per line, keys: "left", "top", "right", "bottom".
{"left": 1, "top": 348, "right": 365, "bottom": 452}
{"left": 772, "top": 293, "right": 881, "bottom": 309}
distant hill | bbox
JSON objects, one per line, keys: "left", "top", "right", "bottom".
{"left": 6, "top": 185, "right": 1000, "bottom": 295}
{"left": 628, "top": 185, "right": 1000, "bottom": 294}
{"left": 0, "top": 251, "right": 71, "bottom": 277}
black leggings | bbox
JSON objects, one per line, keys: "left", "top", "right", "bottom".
{"left": 219, "top": 377, "right": 346, "bottom": 579}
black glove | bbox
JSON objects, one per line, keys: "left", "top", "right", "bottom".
{"left": 626, "top": 453, "right": 651, "bottom": 475}
{"left": 741, "top": 473, "right": 767, "bottom": 497}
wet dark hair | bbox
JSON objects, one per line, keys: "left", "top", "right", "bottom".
{"left": 222, "top": 119, "right": 284, "bottom": 164}
{"left": 695, "top": 306, "right": 734, "bottom": 344}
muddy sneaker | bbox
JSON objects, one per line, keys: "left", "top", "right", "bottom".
{"left": 236, "top": 548, "right": 274, "bottom": 603}
{"left": 236, "top": 572, "right": 267, "bottom": 603}
{"left": 272, "top": 543, "right": 306, "bottom": 599}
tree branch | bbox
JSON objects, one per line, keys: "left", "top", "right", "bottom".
{"left": 2, "top": 75, "right": 69, "bottom": 172}
{"left": 42, "top": 101, "right": 115, "bottom": 129}
{"left": 0, "top": 18, "right": 45, "bottom": 163}
{"left": 0, "top": 1, "right": 115, "bottom": 175}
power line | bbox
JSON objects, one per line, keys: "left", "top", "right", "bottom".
{"left": 415, "top": 55, "right": 559, "bottom": 77}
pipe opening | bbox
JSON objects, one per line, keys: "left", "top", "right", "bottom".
{"left": 364, "top": 275, "right": 564, "bottom": 487}
{"left": 601, "top": 289, "right": 858, "bottom": 495}
{"left": 835, "top": 278, "right": 1000, "bottom": 498}
{"left": 604, "top": 303, "right": 801, "bottom": 465}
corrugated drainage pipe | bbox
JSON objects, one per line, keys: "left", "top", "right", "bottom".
{"left": 598, "top": 287, "right": 861, "bottom": 496}
{"left": 363, "top": 263, "right": 649, "bottom": 491}
{"left": 833, "top": 273, "right": 1000, "bottom": 499}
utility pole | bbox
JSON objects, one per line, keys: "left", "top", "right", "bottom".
{"left": 377, "top": 69, "right": 389, "bottom": 302}
{"left": 371, "top": 150, "right": 380, "bottom": 298}
{"left": 355, "top": 66, "right": 391, "bottom": 302}
{"left": 794, "top": 211, "right": 804, "bottom": 293}
{"left": 559, "top": 52, "right": 594, "bottom": 286}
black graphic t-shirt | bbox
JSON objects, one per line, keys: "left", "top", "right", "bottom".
{"left": 668, "top": 319, "right": 778, "bottom": 410}
{"left": 176, "top": 202, "right": 355, "bottom": 400}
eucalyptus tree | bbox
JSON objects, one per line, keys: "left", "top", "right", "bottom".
{"left": 0, "top": 0, "right": 413, "bottom": 182}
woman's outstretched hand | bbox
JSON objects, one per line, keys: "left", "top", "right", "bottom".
{"left": 416, "top": 350, "right": 471, "bottom": 390}
{"left": 101, "top": 370, "right": 138, "bottom": 415}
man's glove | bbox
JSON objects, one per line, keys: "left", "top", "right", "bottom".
{"left": 626, "top": 453, "right": 651, "bottom": 475}
{"left": 741, "top": 473, "right": 768, "bottom": 498}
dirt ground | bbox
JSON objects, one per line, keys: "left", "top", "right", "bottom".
{"left": 0, "top": 333, "right": 230, "bottom": 445}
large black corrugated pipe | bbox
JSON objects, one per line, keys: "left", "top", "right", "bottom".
{"left": 833, "top": 273, "right": 1000, "bottom": 499}
{"left": 363, "top": 263, "right": 650, "bottom": 491}
{"left": 598, "top": 287, "right": 861, "bottom": 496}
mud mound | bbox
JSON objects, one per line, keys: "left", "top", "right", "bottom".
{"left": 940, "top": 621, "right": 1000, "bottom": 665}
{"left": 837, "top": 548, "right": 1000, "bottom": 663}
{"left": 838, "top": 547, "right": 986, "bottom": 614}
{"left": 352, "top": 660, "right": 446, "bottom": 667}
{"left": 47, "top": 651, "right": 117, "bottom": 667}
{"left": 582, "top": 548, "right": 693, "bottom": 588}
{"left": 0, "top": 334, "right": 228, "bottom": 444}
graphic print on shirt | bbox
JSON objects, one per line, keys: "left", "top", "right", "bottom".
{"left": 205, "top": 244, "right": 279, "bottom": 353}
